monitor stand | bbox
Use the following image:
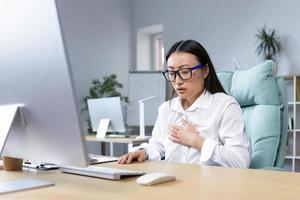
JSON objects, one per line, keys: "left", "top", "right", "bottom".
{"left": 0, "top": 104, "right": 26, "bottom": 155}
{"left": 96, "top": 118, "right": 110, "bottom": 139}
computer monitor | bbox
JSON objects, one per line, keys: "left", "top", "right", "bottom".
{"left": 87, "top": 97, "right": 126, "bottom": 134}
{"left": 0, "top": 0, "right": 89, "bottom": 167}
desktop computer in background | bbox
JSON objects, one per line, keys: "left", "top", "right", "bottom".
{"left": 87, "top": 97, "right": 126, "bottom": 138}
{"left": 0, "top": 0, "right": 89, "bottom": 167}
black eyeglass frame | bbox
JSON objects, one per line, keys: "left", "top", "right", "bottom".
{"left": 162, "top": 63, "right": 205, "bottom": 82}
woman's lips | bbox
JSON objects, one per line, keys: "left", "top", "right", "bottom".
{"left": 176, "top": 87, "right": 187, "bottom": 94}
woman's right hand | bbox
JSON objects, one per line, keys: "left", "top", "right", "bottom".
{"left": 117, "top": 149, "right": 147, "bottom": 164}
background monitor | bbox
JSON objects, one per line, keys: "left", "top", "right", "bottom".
{"left": 0, "top": 0, "right": 89, "bottom": 167}
{"left": 87, "top": 97, "right": 126, "bottom": 133}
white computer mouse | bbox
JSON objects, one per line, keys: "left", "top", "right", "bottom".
{"left": 136, "top": 172, "right": 176, "bottom": 186}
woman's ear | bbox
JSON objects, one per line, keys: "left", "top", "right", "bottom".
{"left": 204, "top": 64, "right": 209, "bottom": 78}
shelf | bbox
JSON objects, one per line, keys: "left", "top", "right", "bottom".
{"left": 285, "top": 156, "right": 300, "bottom": 159}
{"left": 288, "top": 102, "right": 300, "bottom": 105}
{"left": 284, "top": 75, "right": 300, "bottom": 172}
{"left": 288, "top": 129, "right": 300, "bottom": 132}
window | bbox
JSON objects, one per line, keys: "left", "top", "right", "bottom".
{"left": 152, "top": 33, "right": 164, "bottom": 71}
{"left": 136, "top": 24, "right": 164, "bottom": 71}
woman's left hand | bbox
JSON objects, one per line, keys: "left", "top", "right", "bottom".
{"left": 169, "top": 119, "right": 204, "bottom": 149}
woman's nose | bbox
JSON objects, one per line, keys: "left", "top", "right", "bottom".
{"left": 174, "top": 75, "right": 184, "bottom": 84}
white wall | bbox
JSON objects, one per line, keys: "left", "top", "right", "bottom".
{"left": 132, "top": 0, "right": 300, "bottom": 75}
{"left": 57, "top": 0, "right": 133, "bottom": 106}
{"left": 136, "top": 30, "right": 151, "bottom": 69}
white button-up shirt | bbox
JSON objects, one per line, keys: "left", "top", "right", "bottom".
{"left": 134, "top": 90, "right": 250, "bottom": 168}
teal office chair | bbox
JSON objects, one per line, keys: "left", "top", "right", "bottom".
{"left": 217, "top": 60, "right": 288, "bottom": 170}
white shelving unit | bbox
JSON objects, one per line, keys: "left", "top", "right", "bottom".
{"left": 284, "top": 76, "right": 300, "bottom": 172}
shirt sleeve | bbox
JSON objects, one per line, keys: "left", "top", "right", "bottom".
{"left": 129, "top": 105, "right": 166, "bottom": 160}
{"left": 200, "top": 101, "right": 251, "bottom": 168}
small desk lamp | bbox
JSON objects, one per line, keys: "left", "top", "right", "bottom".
{"left": 137, "top": 96, "right": 155, "bottom": 139}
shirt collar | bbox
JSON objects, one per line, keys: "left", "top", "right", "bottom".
{"left": 170, "top": 90, "right": 212, "bottom": 113}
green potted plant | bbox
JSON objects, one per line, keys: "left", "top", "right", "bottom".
{"left": 256, "top": 26, "right": 282, "bottom": 61}
{"left": 82, "top": 74, "right": 128, "bottom": 134}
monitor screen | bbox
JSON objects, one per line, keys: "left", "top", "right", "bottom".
{"left": 87, "top": 97, "right": 126, "bottom": 133}
{"left": 0, "top": 0, "right": 89, "bottom": 167}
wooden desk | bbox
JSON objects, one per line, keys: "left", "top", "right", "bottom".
{"left": 1, "top": 161, "right": 300, "bottom": 199}
{"left": 85, "top": 135, "right": 150, "bottom": 156}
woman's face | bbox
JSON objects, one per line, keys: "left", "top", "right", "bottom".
{"left": 167, "top": 52, "right": 209, "bottom": 102}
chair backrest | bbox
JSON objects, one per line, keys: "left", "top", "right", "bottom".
{"left": 217, "top": 60, "right": 288, "bottom": 169}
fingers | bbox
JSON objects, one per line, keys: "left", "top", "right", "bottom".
{"left": 137, "top": 150, "right": 146, "bottom": 162}
{"left": 118, "top": 154, "right": 129, "bottom": 164}
{"left": 127, "top": 152, "right": 138, "bottom": 164}
{"left": 118, "top": 150, "right": 146, "bottom": 164}
{"left": 169, "top": 127, "right": 180, "bottom": 143}
{"left": 118, "top": 152, "right": 135, "bottom": 164}
{"left": 170, "top": 125, "right": 180, "bottom": 131}
{"left": 168, "top": 135, "right": 180, "bottom": 143}
{"left": 169, "top": 130, "right": 178, "bottom": 139}
{"left": 181, "top": 119, "right": 192, "bottom": 127}
{"left": 171, "top": 121, "right": 192, "bottom": 131}
{"left": 169, "top": 128, "right": 179, "bottom": 138}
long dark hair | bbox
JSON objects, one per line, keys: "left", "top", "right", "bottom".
{"left": 166, "top": 39, "right": 226, "bottom": 95}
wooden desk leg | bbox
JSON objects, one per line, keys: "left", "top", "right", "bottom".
{"left": 109, "top": 142, "right": 114, "bottom": 157}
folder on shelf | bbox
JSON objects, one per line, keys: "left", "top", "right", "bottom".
{"left": 296, "top": 77, "right": 300, "bottom": 102}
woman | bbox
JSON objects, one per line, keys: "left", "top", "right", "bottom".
{"left": 118, "top": 40, "right": 250, "bottom": 168}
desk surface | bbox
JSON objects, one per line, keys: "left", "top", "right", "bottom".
{"left": 85, "top": 135, "right": 150, "bottom": 143}
{"left": 1, "top": 161, "right": 300, "bottom": 200}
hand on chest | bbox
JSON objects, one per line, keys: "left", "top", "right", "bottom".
{"left": 167, "top": 110, "right": 216, "bottom": 138}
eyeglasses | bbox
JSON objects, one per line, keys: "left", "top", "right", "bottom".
{"left": 162, "top": 63, "right": 205, "bottom": 82}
